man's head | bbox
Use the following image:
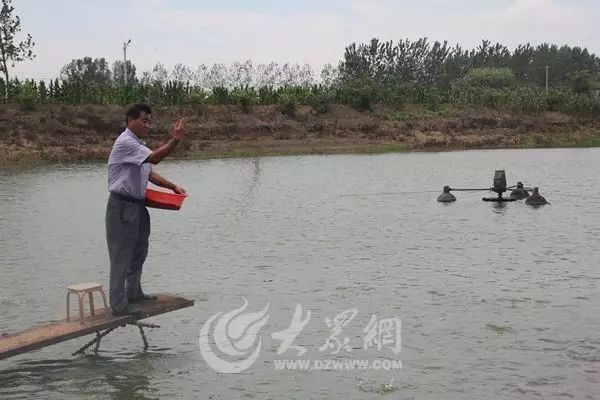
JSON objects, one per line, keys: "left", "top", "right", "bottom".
{"left": 125, "top": 103, "right": 152, "bottom": 137}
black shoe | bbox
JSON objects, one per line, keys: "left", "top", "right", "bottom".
{"left": 130, "top": 293, "right": 158, "bottom": 302}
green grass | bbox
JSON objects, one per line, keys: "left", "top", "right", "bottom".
{"left": 4, "top": 136, "right": 600, "bottom": 165}
{"left": 522, "top": 134, "right": 600, "bottom": 149}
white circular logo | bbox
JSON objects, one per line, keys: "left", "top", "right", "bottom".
{"left": 198, "top": 298, "right": 270, "bottom": 373}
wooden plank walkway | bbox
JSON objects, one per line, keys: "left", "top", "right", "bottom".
{"left": 0, "top": 294, "right": 194, "bottom": 360}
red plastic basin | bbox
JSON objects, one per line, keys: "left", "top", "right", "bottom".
{"left": 145, "top": 188, "right": 188, "bottom": 210}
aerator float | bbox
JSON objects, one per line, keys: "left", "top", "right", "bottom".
{"left": 437, "top": 170, "right": 548, "bottom": 205}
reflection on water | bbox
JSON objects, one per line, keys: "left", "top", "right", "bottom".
{"left": 491, "top": 201, "right": 508, "bottom": 214}
{"left": 0, "top": 352, "right": 174, "bottom": 400}
{"left": 1, "top": 148, "right": 600, "bottom": 399}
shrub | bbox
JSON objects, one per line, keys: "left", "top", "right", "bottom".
{"left": 231, "top": 87, "right": 258, "bottom": 114}
{"left": 210, "top": 86, "right": 231, "bottom": 105}
{"left": 308, "top": 94, "right": 330, "bottom": 114}
{"left": 278, "top": 94, "right": 297, "bottom": 117}
{"left": 455, "top": 68, "right": 516, "bottom": 89}
{"left": 17, "top": 83, "right": 38, "bottom": 111}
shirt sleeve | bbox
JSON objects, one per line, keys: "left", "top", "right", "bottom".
{"left": 116, "top": 138, "right": 152, "bottom": 166}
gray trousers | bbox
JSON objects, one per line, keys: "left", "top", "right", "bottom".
{"left": 105, "top": 195, "right": 151, "bottom": 313}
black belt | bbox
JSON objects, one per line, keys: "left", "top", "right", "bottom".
{"left": 109, "top": 192, "right": 146, "bottom": 205}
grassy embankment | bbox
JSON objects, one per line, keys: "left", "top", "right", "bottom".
{"left": 1, "top": 103, "right": 599, "bottom": 164}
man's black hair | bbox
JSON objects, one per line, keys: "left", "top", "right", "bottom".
{"left": 125, "top": 103, "right": 152, "bottom": 125}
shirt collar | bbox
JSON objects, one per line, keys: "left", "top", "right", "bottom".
{"left": 124, "top": 128, "right": 146, "bottom": 145}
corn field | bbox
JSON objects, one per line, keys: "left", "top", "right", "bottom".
{"left": 3, "top": 77, "right": 600, "bottom": 117}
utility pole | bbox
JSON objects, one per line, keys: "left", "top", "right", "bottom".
{"left": 123, "top": 39, "right": 131, "bottom": 85}
{"left": 545, "top": 65, "right": 549, "bottom": 94}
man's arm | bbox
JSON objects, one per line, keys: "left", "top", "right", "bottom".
{"left": 146, "top": 118, "right": 186, "bottom": 164}
{"left": 149, "top": 171, "right": 187, "bottom": 194}
{"left": 146, "top": 137, "right": 180, "bottom": 165}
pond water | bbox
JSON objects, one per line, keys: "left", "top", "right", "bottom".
{"left": 1, "top": 148, "right": 599, "bottom": 399}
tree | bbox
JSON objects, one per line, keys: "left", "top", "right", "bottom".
{"left": 171, "top": 62, "right": 193, "bottom": 83}
{"left": 112, "top": 60, "right": 137, "bottom": 84}
{"left": 568, "top": 70, "right": 596, "bottom": 94}
{"left": 139, "top": 71, "right": 152, "bottom": 85}
{"left": 204, "top": 63, "right": 228, "bottom": 89}
{"left": 228, "top": 60, "right": 254, "bottom": 87}
{"left": 60, "top": 57, "right": 112, "bottom": 84}
{"left": 280, "top": 62, "right": 304, "bottom": 86}
{"left": 150, "top": 62, "right": 169, "bottom": 84}
{"left": 255, "top": 62, "right": 281, "bottom": 87}
{"left": 0, "top": 0, "right": 35, "bottom": 85}
{"left": 297, "top": 63, "right": 315, "bottom": 87}
{"left": 320, "top": 63, "right": 339, "bottom": 87}
{"left": 510, "top": 43, "right": 535, "bottom": 82}
{"left": 192, "top": 64, "right": 207, "bottom": 87}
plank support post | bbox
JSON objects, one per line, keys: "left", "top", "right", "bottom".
{"left": 128, "top": 321, "right": 160, "bottom": 352}
{"left": 72, "top": 322, "right": 161, "bottom": 356}
{"left": 73, "top": 327, "right": 117, "bottom": 356}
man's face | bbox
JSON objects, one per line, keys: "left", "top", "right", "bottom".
{"left": 128, "top": 111, "right": 151, "bottom": 137}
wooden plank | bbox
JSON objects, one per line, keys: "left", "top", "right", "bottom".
{"left": 0, "top": 294, "right": 194, "bottom": 360}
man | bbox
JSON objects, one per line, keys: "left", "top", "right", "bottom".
{"left": 106, "top": 103, "right": 186, "bottom": 315}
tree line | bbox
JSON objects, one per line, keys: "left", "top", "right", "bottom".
{"left": 339, "top": 38, "right": 600, "bottom": 87}
{"left": 56, "top": 58, "right": 331, "bottom": 89}
{"left": 29, "top": 38, "right": 600, "bottom": 92}
{"left": 1, "top": 0, "right": 600, "bottom": 116}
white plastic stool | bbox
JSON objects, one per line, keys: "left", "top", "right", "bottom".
{"left": 66, "top": 282, "right": 109, "bottom": 324}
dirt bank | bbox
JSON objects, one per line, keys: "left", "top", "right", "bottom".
{"left": 1, "top": 103, "right": 599, "bottom": 163}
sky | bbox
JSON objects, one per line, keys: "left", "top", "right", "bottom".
{"left": 9, "top": 0, "right": 600, "bottom": 80}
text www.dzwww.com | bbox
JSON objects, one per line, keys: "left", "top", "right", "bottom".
{"left": 273, "top": 359, "right": 403, "bottom": 370}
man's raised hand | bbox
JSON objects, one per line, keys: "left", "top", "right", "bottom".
{"left": 172, "top": 118, "right": 187, "bottom": 140}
